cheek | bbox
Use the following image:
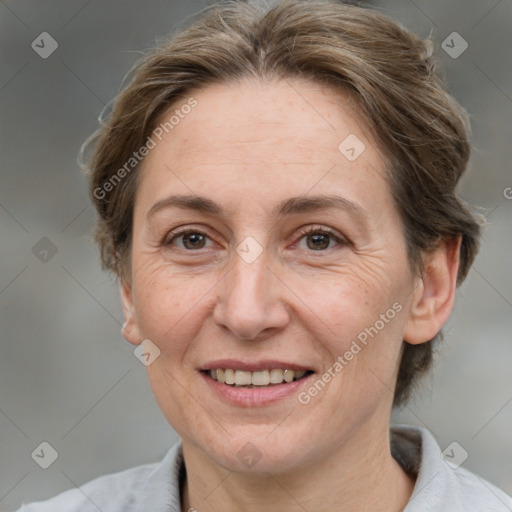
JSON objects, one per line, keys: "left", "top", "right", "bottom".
{"left": 132, "top": 265, "right": 213, "bottom": 355}
{"left": 293, "top": 263, "right": 400, "bottom": 337}
{"left": 291, "top": 267, "right": 408, "bottom": 390}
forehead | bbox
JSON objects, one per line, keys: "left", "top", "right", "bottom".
{"left": 136, "top": 78, "right": 390, "bottom": 218}
{"left": 161, "top": 78, "right": 377, "bottom": 160}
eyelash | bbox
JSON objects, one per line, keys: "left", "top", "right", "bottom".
{"left": 162, "top": 225, "right": 348, "bottom": 252}
{"left": 294, "top": 225, "right": 347, "bottom": 250}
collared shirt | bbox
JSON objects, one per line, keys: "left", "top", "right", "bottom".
{"left": 16, "top": 425, "right": 512, "bottom": 511}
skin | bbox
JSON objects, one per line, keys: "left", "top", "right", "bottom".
{"left": 120, "top": 77, "right": 461, "bottom": 511}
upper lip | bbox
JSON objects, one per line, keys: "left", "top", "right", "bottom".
{"left": 199, "top": 359, "right": 315, "bottom": 372}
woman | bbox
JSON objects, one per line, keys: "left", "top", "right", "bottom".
{"left": 17, "top": 0, "right": 512, "bottom": 510}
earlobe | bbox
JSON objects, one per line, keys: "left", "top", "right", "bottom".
{"left": 120, "top": 279, "right": 142, "bottom": 346}
{"left": 403, "top": 237, "right": 461, "bottom": 345}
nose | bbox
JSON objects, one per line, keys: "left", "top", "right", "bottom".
{"left": 212, "top": 247, "right": 290, "bottom": 341}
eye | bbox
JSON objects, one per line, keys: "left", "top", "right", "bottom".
{"left": 164, "top": 228, "right": 214, "bottom": 250}
{"left": 162, "top": 225, "right": 348, "bottom": 252}
{"left": 294, "top": 225, "right": 347, "bottom": 251}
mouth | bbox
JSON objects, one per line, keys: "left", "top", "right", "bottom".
{"left": 202, "top": 368, "right": 314, "bottom": 388}
{"left": 198, "top": 359, "right": 316, "bottom": 406}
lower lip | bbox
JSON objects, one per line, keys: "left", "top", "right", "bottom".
{"left": 200, "top": 372, "right": 314, "bottom": 407}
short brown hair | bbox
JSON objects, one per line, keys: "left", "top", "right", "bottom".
{"left": 82, "top": 0, "right": 482, "bottom": 406}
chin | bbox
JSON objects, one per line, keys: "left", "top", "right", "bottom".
{"left": 191, "top": 421, "right": 318, "bottom": 474}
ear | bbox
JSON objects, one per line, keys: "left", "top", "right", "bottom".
{"left": 403, "top": 236, "right": 461, "bottom": 345}
{"left": 120, "top": 278, "right": 142, "bottom": 346}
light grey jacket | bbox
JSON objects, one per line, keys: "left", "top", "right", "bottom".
{"left": 16, "top": 425, "right": 512, "bottom": 511}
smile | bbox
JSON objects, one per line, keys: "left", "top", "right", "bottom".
{"left": 205, "top": 368, "right": 312, "bottom": 387}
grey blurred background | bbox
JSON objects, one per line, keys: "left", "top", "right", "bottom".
{"left": 0, "top": 0, "right": 511, "bottom": 509}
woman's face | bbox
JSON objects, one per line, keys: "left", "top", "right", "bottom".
{"left": 122, "top": 78, "right": 421, "bottom": 473}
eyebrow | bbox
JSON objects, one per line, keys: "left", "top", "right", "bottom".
{"left": 147, "top": 193, "right": 368, "bottom": 224}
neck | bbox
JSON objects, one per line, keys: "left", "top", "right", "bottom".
{"left": 180, "top": 421, "right": 415, "bottom": 512}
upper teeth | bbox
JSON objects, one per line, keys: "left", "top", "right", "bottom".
{"left": 208, "top": 368, "right": 308, "bottom": 386}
